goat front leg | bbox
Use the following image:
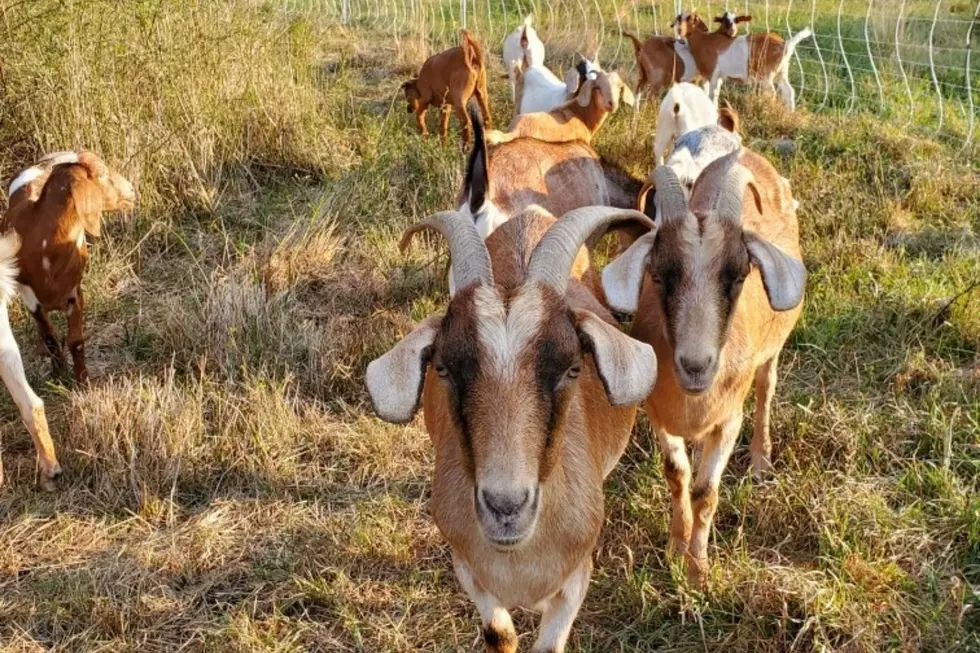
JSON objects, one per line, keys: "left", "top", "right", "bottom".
{"left": 658, "top": 428, "right": 693, "bottom": 557}
{"left": 750, "top": 354, "right": 779, "bottom": 477}
{"left": 688, "top": 411, "right": 742, "bottom": 586}
{"left": 415, "top": 106, "right": 430, "bottom": 138}
{"left": 66, "top": 286, "right": 88, "bottom": 385}
{"left": 454, "top": 556, "right": 518, "bottom": 653}
{"left": 0, "top": 302, "right": 61, "bottom": 490}
{"left": 531, "top": 558, "right": 591, "bottom": 653}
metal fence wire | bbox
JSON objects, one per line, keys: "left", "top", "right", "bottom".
{"left": 305, "top": 0, "right": 978, "bottom": 148}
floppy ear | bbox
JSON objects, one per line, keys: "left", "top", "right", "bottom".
{"left": 577, "top": 79, "right": 595, "bottom": 106}
{"left": 714, "top": 16, "right": 724, "bottom": 23}
{"left": 576, "top": 310, "right": 656, "bottom": 406}
{"left": 564, "top": 66, "right": 582, "bottom": 95}
{"left": 70, "top": 172, "right": 104, "bottom": 238}
{"left": 618, "top": 78, "right": 635, "bottom": 107}
{"left": 736, "top": 15, "right": 752, "bottom": 23}
{"left": 743, "top": 231, "right": 806, "bottom": 311}
{"left": 365, "top": 315, "right": 443, "bottom": 423}
{"left": 601, "top": 231, "right": 656, "bottom": 314}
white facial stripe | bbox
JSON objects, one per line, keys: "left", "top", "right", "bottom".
{"left": 9, "top": 168, "right": 43, "bottom": 197}
{"left": 473, "top": 284, "right": 545, "bottom": 381}
{"left": 724, "top": 11, "right": 736, "bottom": 22}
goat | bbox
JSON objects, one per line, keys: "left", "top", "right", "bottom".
{"left": 367, "top": 205, "right": 656, "bottom": 653}
{"left": 623, "top": 31, "right": 700, "bottom": 105}
{"left": 653, "top": 82, "right": 727, "bottom": 164}
{"left": 485, "top": 62, "right": 634, "bottom": 146}
{"left": 402, "top": 30, "right": 492, "bottom": 145}
{"left": 602, "top": 150, "right": 806, "bottom": 586}
{"left": 673, "top": 11, "right": 812, "bottom": 110}
{"left": 450, "top": 108, "right": 652, "bottom": 297}
{"left": 714, "top": 10, "right": 752, "bottom": 38}
{"left": 514, "top": 58, "right": 595, "bottom": 115}
{"left": 502, "top": 15, "right": 546, "bottom": 109}
{"left": 0, "top": 230, "right": 60, "bottom": 491}
{"left": 3, "top": 150, "right": 135, "bottom": 386}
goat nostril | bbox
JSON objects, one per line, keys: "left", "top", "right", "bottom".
{"left": 481, "top": 489, "right": 530, "bottom": 518}
{"left": 679, "top": 355, "right": 713, "bottom": 376}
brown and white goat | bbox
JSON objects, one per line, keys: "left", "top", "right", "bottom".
{"left": 367, "top": 208, "right": 656, "bottom": 652}
{"left": 485, "top": 63, "right": 634, "bottom": 146}
{"left": 623, "top": 31, "right": 702, "bottom": 103}
{"left": 403, "top": 30, "right": 492, "bottom": 145}
{"left": 3, "top": 150, "right": 135, "bottom": 385}
{"left": 673, "top": 11, "right": 812, "bottom": 109}
{"left": 0, "top": 230, "right": 60, "bottom": 490}
{"left": 602, "top": 150, "right": 806, "bottom": 585}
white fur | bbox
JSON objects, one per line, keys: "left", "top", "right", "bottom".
{"left": 17, "top": 284, "right": 38, "bottom": 313}
{"left": 672, "top": 42, "right": 700, "bottom": 83}
{"left": 654, "top": 83, "right": 719, "bottom": 164}
{"left": 8, "top": 168, "right": 43, "bottom": 198}
{"left": 473, "top": 285, "right": 543, "bottom": 382}
{"left": 503, "top": 16, "right": 546, "bottom": 103}
{"left": 601, "top": 232, "right": 655, "bottom": 314}
{"left": 517, "top": 64, "right": 576, "bottom": 114}
{"left": 364, "top": 315, "right": 442, "bottom": 423}
{"left": 0, "top": 232, "right": 20, "bottom": 304}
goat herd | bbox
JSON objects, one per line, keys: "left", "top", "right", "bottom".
{"left": 0, "top": 9, "right": 812, "bottom": 653}
{"left": 381, "top": 9, "right": 810, "bottom": 653}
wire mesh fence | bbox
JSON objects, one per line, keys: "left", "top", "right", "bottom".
{"left": 287, "top": 0, "right": 978, "bottom": 149}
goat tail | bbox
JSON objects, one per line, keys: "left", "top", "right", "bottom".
{"left": 781, "top": 27, "right": 812, "bottom": 70}
{"left": 0, "top": 231, "right": 21, "bottom": 304}
{"left": 461, "top": 30, "right": 485, "bottom": 72}
{"left": 464, "top": 103, "right": 489, "bottom": 217}
{"left": 622, "top": 30, "right": 644, "bottom": 55}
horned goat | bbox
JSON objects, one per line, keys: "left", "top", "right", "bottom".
{"left": 602, "top": 150, "right": 806, "bottom": 585}
{"left": 367, "top": 206, "right": 656, "bottom": 653}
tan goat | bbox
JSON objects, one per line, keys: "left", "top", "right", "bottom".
{"left": 367, "top": 207, "right": 656, "bottom": 652}
{"left": 3, "top": 150, "right": 135, "bottom": 385}
{"left": 403, "top": 30, "right": 492, "bottom": 145}
{"left": 484, "top": 63, "right": 634, "bottom": 146}
{"left": 602, "top": 150, "right": 806, "bottom": 585}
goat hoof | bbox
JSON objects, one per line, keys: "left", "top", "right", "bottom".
{"left": 750, "top": 455, "right": 774, "bottom": 479}
{"left": 39, "top": 464, "right": 63, "bottom": 492}
{"left": 483, "top": 627, "right": 518, "bottom": 653}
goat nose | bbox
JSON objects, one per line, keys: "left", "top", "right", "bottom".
{"left": 481, "top": 488, "right": 530, "bottom": 518}
{"left": 679, "top": 354, "right": 713, "bottom": 376}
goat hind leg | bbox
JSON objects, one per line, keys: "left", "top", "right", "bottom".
{"left": 439, "top": 105, "right": 452, "bottom": 145}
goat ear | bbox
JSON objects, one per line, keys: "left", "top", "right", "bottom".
{"left": 619, "top": 79, "right": 635, "bottom": 107}
{"left": 576, "top": 310, "right": 656, "bottom": 406}
{"left": 737, "top": 14, "right": 752, "bottom": 22}
{"left": 601, "top": 231, "right": 656, "bottom": 314}
{"left": 365, "top": 315, "right": 442, "bottom": 424}
{"left": 744, "top": 231, "right": 806, "bottom": 311}
{"left": 577, "top": 79, "right": 595, "bottom": 107}
{"left": 714, "top": 16, "right": 724, "bottom": 23}
{"left": 70, "top": 174, "right": 104, "bottom": 238}
{"left": 564, "top": 66, "right": 582, "bottom": 95}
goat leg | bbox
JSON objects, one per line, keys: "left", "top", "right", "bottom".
{"left": 530, "top": 558, "right": 591, "bottom": 653}
{"left": 657, "top": 429, "right": 693, "bottom": 557}
{"left": 750, "top": 354, "right": 778, "bottom": 477}
{"left": 453, "top": 556, "right": 518, "bottom": 653}
{"left": 31, "top": 305, "right": 66, "bottom": 372}
{"left": 66, "top": 287, "right": 88, "bottom": 385}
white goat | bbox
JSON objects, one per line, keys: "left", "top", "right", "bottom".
{"left": 653, "top": 82, "right": 721, "bottom": 164}
{"left": 502, "top": 15, "right": 546, "bottom": 105}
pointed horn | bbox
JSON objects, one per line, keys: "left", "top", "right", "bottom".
{"left": 715, "top": 153, "right": 754, "bottom": 224}
{"left": 527, "top": 207, "right": 654, "bottom": 295}
{"left": 400, "top": 211, "right": 492, "bottom": 293}
{"left": 652, "top": 165, "right": 687, "bottom": 222}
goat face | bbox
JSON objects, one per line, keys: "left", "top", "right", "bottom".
{"left": 714, "top": 12, "right": 751, "bottom": 38}
{"left": 367, "top": 209, "right": 657, "bottom": 550}
{"left": 603, "top": 158, "right": 805, "bottom": 395}
{"left": 578, "top": 70, "right": 634, "bottom": 112}
{"left": 671, "top": 12, "right": 708, "bottom": 42}
{"left": 402, "top": 80, "right": 421, "bottom": 113}
{"left": 77, "top": 151, "right": 135, "bottom": 214}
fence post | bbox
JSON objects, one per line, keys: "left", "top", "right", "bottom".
{"left": 462, "top": 0, "right": 467, "bottom": 29}
{"left": 342, "top": 0, "right": 349, "bottom": 24}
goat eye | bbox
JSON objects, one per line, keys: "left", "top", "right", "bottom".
{"left": 434, "top": 364, "right": 449, "bottom": 378}
{"left": 566, "top": 365, "right": 582, "bottom": 380}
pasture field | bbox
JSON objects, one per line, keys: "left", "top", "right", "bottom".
{"left": 0, "top": 1, "right": 978, "bottom": 651}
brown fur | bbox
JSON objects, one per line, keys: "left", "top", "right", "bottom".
{"left": 747, "top": 31, "right": 788, "bottom": 77}
{"left": 623, "top": 32, "right": 685, "bottom": 98}
{"left": 485, "top": 70, "right": 632, "bottom": 146}
{"left": 2, "top": 151, "right": 134, "bottom": 384}
{"left": 402, "top": 30, "right": 492, "bottom": 145}
{"left": 675, "top": 13, "right": 737, "bottom": 80}
{"left": 631, "top": 149, "right": 802, "bottom": 584}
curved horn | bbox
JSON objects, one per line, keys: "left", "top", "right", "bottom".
{"left": 399, "top": 211, "right": 492, "bottom": 293}
{"left": 527, "top": 207, "right": 654, "bottom": 295}
{"left": 715, "top": 154, "right": 756, "bottom": 224}
{"left": 653, "top": 165, "right": 687, "bottom": 222}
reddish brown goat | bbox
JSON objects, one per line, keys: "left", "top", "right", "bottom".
{"left": 2, "top": 150, "right": 135, "bottom": 384}
{"left": 402, "top": 30, "right": 492, "bottom": 145}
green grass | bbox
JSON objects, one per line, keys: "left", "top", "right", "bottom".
{"left": 0, "top": 1, "right": 978, "bottom": 651}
